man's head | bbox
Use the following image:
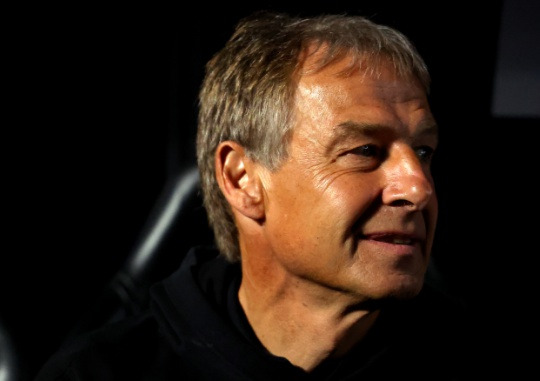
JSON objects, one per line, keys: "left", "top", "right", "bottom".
{"left": 198, "top": 11, "right": 437, "bottom": 301}
{"left": 197, "top": 10, "right": 433, "bottom": 261}
{"left": 197, "top": 13, "right": 430, "bottom": 268}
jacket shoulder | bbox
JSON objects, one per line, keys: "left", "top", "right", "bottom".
{"left": 34, "top": 311, "right": 187, "bottom": 380}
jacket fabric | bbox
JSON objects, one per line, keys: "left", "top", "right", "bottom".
{"left": 35, "top": 246, "right": 470, "bottom": 380}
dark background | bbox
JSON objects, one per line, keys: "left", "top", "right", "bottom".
{"left": 4, "top": 0, "right": 539, "bottom": 379}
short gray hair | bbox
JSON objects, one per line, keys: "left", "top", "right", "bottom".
{"left": 197, "top": 11, "right": 430, "bottom": 262}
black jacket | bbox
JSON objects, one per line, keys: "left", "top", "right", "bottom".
{"left": 35, "top": 247, "right": 471, "bottom": 380}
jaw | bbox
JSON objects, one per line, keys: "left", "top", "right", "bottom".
{"left": 340, "top": 236, "right": 429, "bottom": 301}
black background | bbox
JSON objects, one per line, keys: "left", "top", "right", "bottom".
{"left": 3, "top": 1, "right": 539, "bottom": 379}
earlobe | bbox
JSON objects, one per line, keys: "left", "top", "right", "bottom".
{"left": 215, "top": 141, "right": 265, "bottom": 221}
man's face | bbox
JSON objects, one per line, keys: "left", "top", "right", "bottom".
{"left": 259, "top": 57, "right": 438, "bottom": 301}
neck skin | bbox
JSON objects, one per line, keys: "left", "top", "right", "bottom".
{"left": 237, "top": 239, "right": 380, "bottom": 371}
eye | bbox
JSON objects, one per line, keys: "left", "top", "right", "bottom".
{"left": 349, "top": 144, "right": 382, "bottom": 158}
{"left": 339, "top": 144, "right": 385, "bottom": 171}
{"left": 415, "top": 145, "right": 435, "bottom": 163}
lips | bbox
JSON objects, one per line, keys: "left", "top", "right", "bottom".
{"left": 361, "top": 232, "right": 422, "bottom": 246}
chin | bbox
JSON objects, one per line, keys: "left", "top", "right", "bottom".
{"left": 368, "top": 272, "right": 425, "bottom": 302}
{"left": 363, "top": 282, "right": 424, "bottom": 310}
{"left": 386, "top": 277, "right": 425, "bottom": 300}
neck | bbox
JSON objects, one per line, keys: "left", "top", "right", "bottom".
{"left": 238, "top": 268, "right": 379, "bottom": 371}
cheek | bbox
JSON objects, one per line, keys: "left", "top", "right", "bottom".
{"left": 326, "top": 175, "right": 382, "bottom": 224}
{"left": 281, "top": 176, "right": 381, "bottom": 260}
{"left": 266, "top": 167, "right": 380, "bottom": 243}
{"left": 306, "top": 173, "right": 378, "bottom": 227}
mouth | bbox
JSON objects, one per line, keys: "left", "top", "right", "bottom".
{"left": 360, "top": 232, "right": 422, "bottom": 246}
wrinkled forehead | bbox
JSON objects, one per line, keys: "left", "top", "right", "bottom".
{"left": 291, "top": 48, "right": 434, "bottom": 140}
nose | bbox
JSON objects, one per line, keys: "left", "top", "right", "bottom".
{"left": 381, "top": 145, "right": 434, "bottom": 210}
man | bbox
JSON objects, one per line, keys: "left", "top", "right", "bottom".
{"left": 36, "top": 11, "right": 469, "bottom": 380}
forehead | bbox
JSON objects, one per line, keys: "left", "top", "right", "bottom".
{"left": 293, "top": 52, "right": 435, "bottom": 140}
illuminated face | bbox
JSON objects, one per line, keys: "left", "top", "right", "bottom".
{"left": 260, "top": 58, "right": 438, "bottom": 301}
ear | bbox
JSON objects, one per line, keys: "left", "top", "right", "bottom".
{"left": 215, "top": 141, "right": 265, "bottom": 221}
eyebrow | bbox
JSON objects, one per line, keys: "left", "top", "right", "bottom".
{"left": 326, "top": 120, "right": 438, "bottom": 153}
